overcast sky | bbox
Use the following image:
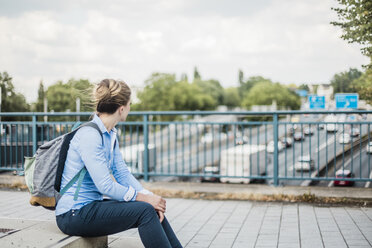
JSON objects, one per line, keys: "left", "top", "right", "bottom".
{"left": 0, "top": 0, "right": 369, "bottom": 103}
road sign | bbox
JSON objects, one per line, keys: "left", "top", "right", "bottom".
{"left": 335, "top": 93, "right": 358, "bottom": 109}
{"left": 308, "top": 95, "right": 325, "bottom": 109}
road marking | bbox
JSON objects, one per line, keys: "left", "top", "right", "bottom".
{"left": 365, "top": 170, "right": 372, "bottom": 188}
{"left": 316, "top": 136, "right": 335, "bottom": 153}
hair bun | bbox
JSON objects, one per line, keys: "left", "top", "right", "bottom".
{"left": 94, "top": 79, "right": 131, "bottom": 114}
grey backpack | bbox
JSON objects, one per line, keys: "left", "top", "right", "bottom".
{"left": 24, "top": 122, "right": 103, "bottom": 210}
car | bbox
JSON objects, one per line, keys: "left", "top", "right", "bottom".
{"left": 235, "top": 136, "right": 248, "bottom": 145}
{"left": 266, "top": 141, "right": 284, "bottom": 153}
{"left": 294, "top": 156, "right": 315, "bottom": 171}
{"left": 280, "top": 137, "right": 293, "bottom": 148}
{"left": 287, "top": 124, "right": 298, "bottom": 136}
{"left": 293, "top": 132, "right": 305, "bottom": 141}
{"left": 201, "top": 133, "right": 213, "bottom": 144}
{"left": 201, "top": 166, "right": 220, "bottom": 182}
{"left": 349, "top": 128, "right": 360, "bottom": 137}
{"left": 334, "top": 169, "right": 354, "bottom": 186}
{"left": 326, "top": 123, "right": 338, "bottom": 132}
{"left": 366, "top": 142, "right": 372, "bottom": 154}
{"left": 201, "top": 132, "right": 226, "bottom": 144}
{"left": 303, "top": 127, "right": 314, "bottom": 135}
{"left": 338, "top": 133, "right": 351, "bottom": 144}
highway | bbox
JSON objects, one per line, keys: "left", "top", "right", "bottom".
{"left": 117, "top": 113, "right": 371, "bottom": 187}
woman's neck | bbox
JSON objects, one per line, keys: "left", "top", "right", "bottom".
{"left": 98, "top": 113, "right": 117, "bottom": 132}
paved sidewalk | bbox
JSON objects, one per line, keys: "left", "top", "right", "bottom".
{"left": 1, "top": 190, "right": 372, "bottom": 247}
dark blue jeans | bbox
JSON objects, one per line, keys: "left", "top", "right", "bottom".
{"left": 56, "top": 200, "right": 182, "bottom": 248}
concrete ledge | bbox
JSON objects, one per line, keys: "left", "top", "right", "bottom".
{"left": 142, "top": 181, "right": 372, "bottom": 206}
{"left": 0, "top": 218, "right": 107, "bottom": 248}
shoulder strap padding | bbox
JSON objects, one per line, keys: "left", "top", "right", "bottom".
{"left": 54, "top": 122, "right": 103, "bottom": 192}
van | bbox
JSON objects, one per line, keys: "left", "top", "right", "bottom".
{"left": 120, "top": 143, "right": 156, "bottom": 175}
{"left": 219, "top": 144, "right": 267, "bottom": 183}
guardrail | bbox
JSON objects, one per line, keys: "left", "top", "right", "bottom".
{"left": 0, "top": 110, "right": 371, "bottom": 187}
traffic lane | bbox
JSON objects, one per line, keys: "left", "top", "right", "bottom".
{"left": 277, "top": 129, "right": 353, "bottom": 186}
{"left": 317, "top": 148, "right": 371, "bottom": 188}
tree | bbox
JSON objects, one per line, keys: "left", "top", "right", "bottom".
{"left": 193, "top": 67, "right": 201, "bottom": 81}
{"left": 194, "top": 79, "right": 224, "bottom": 106}
{"left": 223, "top": 87, "right": 241, "bottom": 108}
{"left": 136, "top": 73, "right": 177, "bottom": 111}
{"left": 136, "top": 73, "right": 219, "bottom": 116}
{"left": 46, "top": 81, "right": 73, "bottom": 112}
{"left": 298, "top": 84, "right": 310, "bottom": 92}
{"left": 330, "top": 68, "right": 362, "bottom": 94}
{"left": 44, "top": 79, "right": 94, "bottom": 121}
{"left": 66, "top": 79, "right": 94, "bottom": 112}
{"left": 238, "top": 76, "right": 271, "bottom": 98}
{"left": 331, "top": 0, "right": 372, "bottom": 65}
{"left": 35, "top": 81, "right": 45, "bottom": 112}
{"left": 351, "top": 68, "right": 372, "bottom": 104}
{"left": 238, "top": 70, "right": 244, "bottom": 85}
{"left": 0, "top": 72, "right": 30, "bottom": 120}
{"left": 242, "top": 81, "right": 301, "bottom": 110}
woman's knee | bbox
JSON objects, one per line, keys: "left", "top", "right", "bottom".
{"left": 139, "top": 202, "right": 158, "bottom": 223}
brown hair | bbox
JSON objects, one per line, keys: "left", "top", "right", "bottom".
{"left": 94, "top": 79, "right": 131, "bottom": 114}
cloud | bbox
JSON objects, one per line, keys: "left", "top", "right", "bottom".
{"left": 0, "top": 0, "right": 368, "bottom": 103}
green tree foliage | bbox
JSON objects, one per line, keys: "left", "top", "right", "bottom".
{"left": 46, "top": 79, "right": 94, "bottom": 113}
{"left": 331, "top": 0, "right": 372, "bottom": 62}
{"left": 35, "top": 81, "right": 45, "bottom": 112}
{"left": 242, "top": 81, "right": 301, "bottom": 110}
{"left": 223, "top": 87, "right": 241, "bottom": 108}
{"left": 298, "top": 84, "right": 310, "bottom": 92}
{"left": 67, "top": 79, "right": 94, "bottom": 112}
{"left": 193, "top": 67, "right": 201, "bottom": 80}
{"left": 136, "top": 73, "right": 218, "bottom": 113}
{"left": 238, "top": 70, "right": 244, "bottom": 84}
{"left": 351, "top": 68, "right": 372, "bottom": 104}
{"left": 330, "top": 68, "right": 362, "bottom": 94}
{"left": 194, "top": 79, "right": 224, "bottom": 106}
{"left": 238, "top": 76, "right": 271, "bottom": 98}
{"left": 0, "top": 72, "right": 30, "bottom": 120}
{"left": 136, "top": 73, "right": 177, "bottom": 111}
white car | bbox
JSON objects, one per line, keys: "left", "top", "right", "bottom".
{"left": 201, "top": 132, "right": 226, "bottom": 144}
{"left": 294, "top": 156, "right": 315, "bottom": 171}
{"left": 349, "top": 128, "right": 360, "bottom": 137}
{"left": 326, "top": 123, "right": 338, "bottom": 132}
{"left": 338, "top": 133, "right": 351, "bottom": 144}
{"left": 201, "top": 133, "right": 213, "bottom": 144}
{"left": 266, "top": 141, "right": 284, "bottom": 153}
{"left": 366, "top": 142, "right": 372, "bottom": 154}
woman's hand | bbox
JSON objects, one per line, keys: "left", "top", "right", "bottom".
{"left": 136, "top": 193, "right": 166, "bottom": 213}
{"left": 157, "top": 210, "right": 164, "bottom": 223}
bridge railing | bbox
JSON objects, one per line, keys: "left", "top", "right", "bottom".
{"left": 0, "top": 111, "right": 371, "bottom": 186}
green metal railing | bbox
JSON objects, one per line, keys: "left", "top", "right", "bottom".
{"left": 0, "top": 111, "right": 371, "bottom": 187}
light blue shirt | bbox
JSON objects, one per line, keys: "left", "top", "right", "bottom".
{"left": 55, "top": 114, "right": 147, "bottom": 216}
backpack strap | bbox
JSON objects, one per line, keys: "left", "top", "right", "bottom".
{"left": 56, "top": 122, "right": 103, "bottom": 197}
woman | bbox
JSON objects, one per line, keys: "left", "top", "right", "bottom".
{"left": 56, "top": 79, "right": 182, "bottom": 248}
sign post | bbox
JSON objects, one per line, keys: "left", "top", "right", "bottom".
{"left": 335, "top": 93, "right": 358, "bottom": 109}
{"left": 308, "top": 95, "right": 325, "bottom": 109}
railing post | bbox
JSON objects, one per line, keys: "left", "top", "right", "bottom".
{"left": 32, "top": 115, "right": 37, "bottom": 154}
{"left": 143, "top": 114, "right": 149, "bottom": 182}
{"left": 273, "top": 113, "right": 279, "bottom": 186}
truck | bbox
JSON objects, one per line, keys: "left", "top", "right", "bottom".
{"left": 120, "top": 143, "right": 156, "bottom": 175}
{"left": 219, "top": 144, "right": 268, "bottom": 184}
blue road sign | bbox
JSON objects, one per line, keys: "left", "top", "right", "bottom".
{"left": 335, "top": 93, "right": 358, "bottom": 109}
{"left": 308, "top": 95, "right": 325, "bottom": 109}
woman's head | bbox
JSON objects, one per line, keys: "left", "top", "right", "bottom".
{"left": 94, "top": 79, "right": 131, "bottom": 115}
